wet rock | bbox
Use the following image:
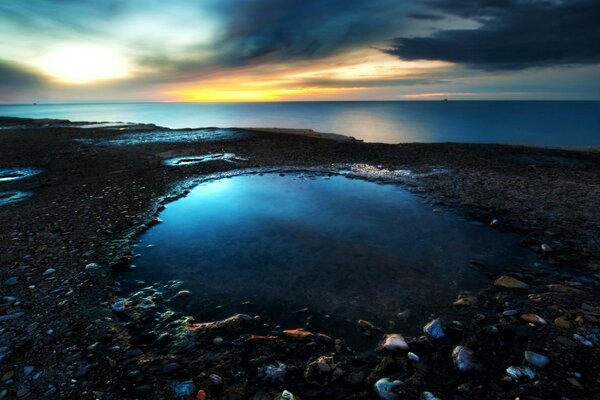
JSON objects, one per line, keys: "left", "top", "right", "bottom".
{"left": 541, "top": 243, "right": 553, "bottom": 252}
{"left": 573, "top": 334, "right": 593, "bottom": 347}
{"left": 506, "top": 366, "right": 536, "bottom": 381}
{"left": 554, "top": 316, "right": 573, "bottom": 329}
{"left": 85, "top": 263, "right": 101, "bottom": 270}
{"left": 132, "top": 385, "right": 152, "bottom": 397}
{"left": 502, "top": 309, "right": 518, "bottom": 317}
{"left": 4, "top": 277, "right": 18, "bottom": 286}
{"left": 0, "top": 312, "right": 25, "bottom": 322}
{"left": 408, "top": 352, "right": 420, "bottom": 362}
{"left": 452, "top": 346, "right": 478, "bottom": 372}
{"left": 192, "top": 313, "right": 252, "bottom": 333}
{"left": 421, "top": 392, "right": 440, "bottom": 400}
{"left": 175, "top": 381, "right": 196, "bottom": 397}
{"left": 260, "top": 362, "right": 287, "bottom": 383}
{"left": 283, "top": 328, "right": 314, "bottom": 341}
{"left": 374, "top": 378, "right": 403, "bottom": 400}
{"left": 423, "top": 318, "right": 445, "bottom": 339}
{"left": 357, "top": 319, "right": 380, "bottom": 335}
{"left": 524, "top": 351, "right": 550, "bottom": 368}
{"left": 453, "top": 293, "right": 477, "bottom": 307}
{"left": 304, "top": 355, "right": 343, "bottom": 386}
{"left": 490, "top": 219, "right": 500, "bottom": 227}
{"left": 42, "top": 268, "right": 56, "bottom": 276}
{"left": 494, "top": 275, "right": 529, "bottom": 289}
{"left": 279, "top": 390, "right": 295, "bottom": 400}
{"left": 521, "top": 313, "right": 547, "bottom": 324}
{"left": 381, "top": 334, "right": 408, "bottom": 351}
{"left": 23, "top": 366, "right": 34, "bottom": 376}
{"left": 209, "top": 374, "right": 223, "bottom": 386}
{"left": 111, "top": 300, "right": 126, "bottom": 313}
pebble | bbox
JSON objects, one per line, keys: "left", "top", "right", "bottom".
{"left": 554, "top": 316, "right": 573, "bottom": 329}
{"left": 423, "top": 318, "right": 445, "bottom": 339}
{"left": 111, "top": 300, "right": 126, "bottom": 313}
{"left": 175, "top": 381, "right": 196, "bottom": 397}
{"left": 279, "top": 390, "right": 295, "bottom": 400}
{"left": 212, "top": 336, "right": 224, "bottom": 345}
{"left": 23, "top": 366, "right": 34, "bottom": 376}
{"left": 209, "top": 374, "right": 223, "bottom": 386}
{"left": 573, "top": 334, "right": 593, "bottom": 347}
{"left": 524, "top": 351, "right": 550, "bottom": 368}
{"left": 502, "top": 309, "right": 518, "bottom": 316}
{"left": 374, "top": 378, "right": 403, "bottom": 400}
{"left": 490, "top": 218, "right": 499, "bottom": 227}
{"left": 494, "top": 275, "right": 529, "bottom": 289}
{"left": 43, "top": 268, "right": 56, "bottom": 276}
{"left": 85, "top": 263, "right": 101, "bottom": 270}
{"left": 0, "top": 312, "right": 25, "bottom": 322}
{"left": 452, "top": 345, "right": 477, "bottom": 372}
{"left": 421, "top": 392, "right": 441, "bottom": 400}
{"left": 521, "top": 313, "right": 547, "bottom": 324}
{"left": 4, "top": 277, "right": 18, "bottom": 286}
{"left": 408, "top": 352, "right": 420, "bottom": 362}
{"left": 381, "top": 334, "right": 408, "bottom": 351}
{"left": 506, "top": 366, "right": 536, "bottom": 381}
{"left": 541, "top": 243, "right": 553, "bottom": 252}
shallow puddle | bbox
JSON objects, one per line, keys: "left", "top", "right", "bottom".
{"left": 118, "top": 172, "right": 544, "bottom": 348}
{"left": 78, "top": 128, "right": 248, "bottom": 146}
{"left": 0, "top": 191, "right": 32, "bottom": 206}
{"left": 0, "top": 167, "right": 42, "bottom": 182}
{"left": 163, "top": 153, "right": 244, "bottom": 166}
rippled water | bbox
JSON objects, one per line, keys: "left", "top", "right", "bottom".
{"left": 119, "top": 173, "right": 544, "bottom": 345}
{"left": 1, "top": 101, "right": 598, "bottom": 146}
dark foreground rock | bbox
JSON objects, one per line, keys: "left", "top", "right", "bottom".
{"left": 0, "top": 117, "right": 599, "bottom": 399}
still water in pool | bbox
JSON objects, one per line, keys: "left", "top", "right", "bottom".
{"left": 119, "top": 173, "right": 543, "bottom": 344}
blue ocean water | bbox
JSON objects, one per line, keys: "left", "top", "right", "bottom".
{"left": 1, "top": 101, "right": 599, "bottom": 147}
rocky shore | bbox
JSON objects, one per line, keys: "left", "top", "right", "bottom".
{"left": 1, "top": 117, "right": 599, "bottom": 399}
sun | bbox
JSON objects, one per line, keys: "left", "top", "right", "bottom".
{"left": 38, "top": 44, "right": 130, "bottom": 84}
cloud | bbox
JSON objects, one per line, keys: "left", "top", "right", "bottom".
{"left": 384, "top": 0, "right": 600, "bottom": 70}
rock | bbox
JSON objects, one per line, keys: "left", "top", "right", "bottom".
{"left": 423, "top": 318, "right": 444, "bottom": 339}
{"left": 421, "top": 392, "right": 441, "bottom": 400}
{"left": 0, "top": 312, "right": 25, "bottom": 322}
{"left": 573, "top": 334, "right": 593, "bottom": 347}
{"left": 42, "top": 268, "right": 56, "bottom": 276}
{"left": 521, "top": 313, "right": 547, "bottom": 324}
{"left": 260, "top": 362, "right": 287, "bottom": 383}
{"left": 212, "top": 336, "right": 224, "bottom": 345}
{"left": 283, "top": 328, "right": 314, "bottom": 341}
{"left": 279, "top": 390, "right": 295, "bottom": 400}
{"left": 541, "top": 243, "right": 553, "bottom": 252}
{"left": 452, "top": 346, "right": 478, "bottom": 372}
{"left": 209, "top": 374, "right": 222, "bottom": 386}
{"left": 506, "top": 366, "right": 536, "bottom": 381}
{"left": 556, "top": 336, "right": 576, "bottom": 347}
{"left": 4, "top": 277, "right": 18, "bottom": 286}
{"left": 175, "top": 381, "right": 196, "bottom": 397}
{"left": 453, "top": 293, "right": 477, "bottom": 307}
{"left": 304, "top": 355, "right": 343, "bottom": 386}
{"left": 374, "top": 378, "right": 403, "bottom": 400}
{"left": 85, "top": 263, "right": 101, "bottom": 270}
{"left": 502, "top": 309, "right": 518, "bottom": 317}
{"left": 111, "top": 300, "right": 126, "bottom": 313}
{"left": 554, "top": 316, "right": 573, "bottom": 329}
{"left": 408, "top": 352, "right": 420, "bottom": 362}
{"left": 191, "top": 314, "right": 252, "bottom": 333}
{"left": 16, "top": 388, "right": 29, "bottom": 398}
{"left": 381, "top": 334, "right": 408, "bottom": 351}
{"left": 524, "top": 351, "right": 550, "bottom": 368}
{"left": 494, "top": 275, "right": 529, "bottom": 289}
{"left": 132, "top": 385, "right": 152, "bottom": 397}
{"left": 490, "top": 219, "right": 499, "bottom": 227}
{"left": 23, "top": 366, "right": 34, "bottom": 376}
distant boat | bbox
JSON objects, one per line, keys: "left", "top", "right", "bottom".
{"left": 443, "top": 98, "right": 449, "bottom": 102}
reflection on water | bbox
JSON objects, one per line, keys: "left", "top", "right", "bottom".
{"left": 0, "top": 191, "right": 31, "bottom": 206}
{"left": 0, "top": 167, "right": 42, "bottom": 182}
{"left": 119, "top": 173, "right": 543, "bottom": 345}
{"left": 163, "top": 153, "right": 243, "bottom": 166}
{"left": 1, "top": 101, "right": 598, "bottom": 146}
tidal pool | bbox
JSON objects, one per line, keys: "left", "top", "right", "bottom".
{"left": 0, "top": 191, "right": 31, "bottom": 206}
{"left": 77, "top": 128, "right": 248, "bottom": 146}
{"left": 0, "top": 167, "right": 42, "bottom": 182}
{"left": 119, "top": 173, "right": 543, "bottom": 345}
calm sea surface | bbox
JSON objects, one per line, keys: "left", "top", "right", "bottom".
{"left": 1, "top": 101, "right": 598, "bottom": 147}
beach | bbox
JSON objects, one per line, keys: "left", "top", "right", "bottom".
{"left": 1, "top": 116, "right": 599, "bottom": 399}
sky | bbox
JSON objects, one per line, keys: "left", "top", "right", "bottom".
{"left": 0, "top": 0, "right": 599, "bottom": 103}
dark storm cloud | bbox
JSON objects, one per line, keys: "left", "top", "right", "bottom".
{"left": 384, "top": 0, "right": 600, "bottom": 70}
{"left": 210, "top": 0, "right": 417, "bottom": 65}
{"left": 0, "top": 61, "right": 45, "bottom": 89}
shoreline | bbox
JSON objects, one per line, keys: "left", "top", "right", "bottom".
{"left": 1, "top": 117, "right": 599, "bottom": 399}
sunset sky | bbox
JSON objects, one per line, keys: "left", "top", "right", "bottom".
{"left": 1, "top": 0, "right": 599, "bottom": 103}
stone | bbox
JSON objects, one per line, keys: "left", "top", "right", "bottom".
{"left": 408, "top": 352, "right": 420, "bottom": 362}
{"left": 175, "top": 381, "right": 196, "bottom": 397}
{"left": 452, "top": 346, "right": 478, "bottom": 372}
{"left": 494, "top": 275, "right": 529, "bottom": 289}
{"left": 554, "top": 317, "right": 573, "bottom": 329}
{"left": 43, "top": 268, "right": 56, "bottom": 276}
{"left": 381, "top": 334, "right": 408, "bottom": 351}
{"left": 524, "top": 351, "right": 550, "bottom": 368}
{"left": 0, "top": 312, "right": 25, "bottom": 322}
{"left": 521, "top": 313, "right": 547, "bottom": 324}
{"left": 423, "top": 318, "right": 444, "bottom": 339}
{"left": 111, "top": 300, "right": 126, "bottom": 313}
{"left": 4, "top": 277, "right": 18, "bottom": 286}
{"left": 506, "top": 366, "right": 536, "bottom": 381}
{"left": 279, "top": 390, "right": 295, "bottom": 400}
{"left": 421, "top": 392, "right": 441, "bottom": 400}
{"left": 374, "top": 378, "right": 403, "bottom": 400}
{"left": 85, "top": 263, "right": 101, "bottom": 270}
{"left": 304, "top": 355, "right": 343, "bottom": 386}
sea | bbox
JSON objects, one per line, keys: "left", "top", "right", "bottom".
{"left": 1, "top": 101, "right": 599, "bottom": 147}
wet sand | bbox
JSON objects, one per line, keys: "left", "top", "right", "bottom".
{"left": 0, "top": 116, "right": 599, "bottom": 399}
